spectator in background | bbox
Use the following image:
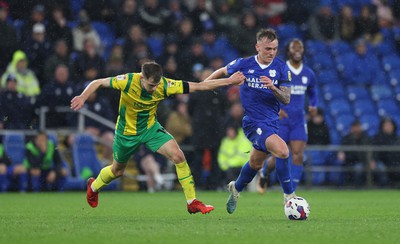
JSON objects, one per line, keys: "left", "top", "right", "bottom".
{"left": 338, "top": 5, "right": 357, "bottom": 43}
{"left": 253, "top": 0, "right": 287, "bottom": 26}
{"left": 175, "top": 18, "right": 195, "bottom": 53}
{"left": 0, "top": 74, "right": 35, "bottom": 130}
{"left": 44, "top": 39, "right": 73, "bottom": 83}
{"left": 1, "top": 50, "right": 40, "bottom": 97}
{"left": 0, "top": 142, "right": 28, "bottom": 192}
{"left": 21, "top": 4, "right": 46, "bottom": 42}
{"left": 371, "top": 117, "right": 398, "bottom": 185}
{"left": 138, "top": 0, "right": 170, "bottom": 35}
{"left": 115, "top": 0, "right": 141, "bottom": 38}
{"left": 0, "top": 1, "right": 18, "bottom": 73}
{"left": 229, "top": 10, "right": 260, "bottom": 57}
{"left": 373, "top": 0, "right": 394, "bottom": 28}
{"left": 72, "top": 10, "right": 101, "bottom": 52}
{"left": 23, "top": 23, "right": 52, "bottom": 85}
{"left": 190, "top": 0, "right": 216, "bottom": 35}
{"left": 218, "top": 123, "right": 252, "bottom": 185}
{"left": 307, "top": 108, "right": 331, "bottom": 145}
{"left": 24, "top": 131, "right": 68, "bottom": 191}
{"left": 214, "top": 2, "right": 239, "bottom": 35}
{"left": 355, "top": 5, "right": 382, "bottom": 45}
{"left": 73, "top": 38, "right": 105, "bottom": 83}
{"left": 180, "top": 39, "right": 209, "bottom": 80}
{"left": 166, "top": 0, "right": 187, "bottom": 31}
{"left": 337, "top": 120, "right": 371, "bottom": 187}
{"left": 134, "top": 146, "right": 165, "bottom": 193}
{"left": 284, "top": 0, "right": 319, "bottom": 26}
{"left": 123, "top": 25, "right": 149, "bottom": 65}
{"left": 83, "top": 0, "right": 116, "bottom": 23}
{"left": 47, "top": 5, "right": 74, "bottom": 49}
{"left": 165, "top": 97, "right": 193, "bottom": 145}
{"left": 157, "top": 36, "right": 180, "bottom": 68}
{"left": 189, "top": 68, "right": 227, "bottom": 190}
{"left": 202, "top": 28, "right": 239, "bottom": 65}
{"left": 37, "top": 64, "right": 75, "bottom": 128}
{"left": 308, "top": 5, "right": 339, "bottom": 42}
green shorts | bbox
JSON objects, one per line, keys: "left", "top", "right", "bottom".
{"left": 113, "top": 122, "right": 173, "bottom": 163}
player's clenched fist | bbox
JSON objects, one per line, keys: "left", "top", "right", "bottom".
{"left": 70, "top": 96, "right": 85, "bottom": 111}
{"left": 229, "top": 71, "right": 246, "bottom": 85}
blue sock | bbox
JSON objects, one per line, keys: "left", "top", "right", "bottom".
{"left": 31, "top": 175, "right": 40, "bottom": 192}
{"left": 275, "top": 157, "right": 294, "bottom": 194}
{"left": 0, "top": 174, "right": 7, "bottom": 192}
{"left": 19, "top": 173, "right": 28, "bottom": 192}
{"left": 235, "top": 162, "right": 258, "bottom": 192}
{"left": 291, "top": 164, "right": 304, "bottom": 191}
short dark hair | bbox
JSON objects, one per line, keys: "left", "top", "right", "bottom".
{"left": 256, "top": 28, "right": 278, "bottom": 43}
{"left": 141, "top": 61, "right": 162, "bottom": 83}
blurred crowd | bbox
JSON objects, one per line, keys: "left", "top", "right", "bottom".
{"left": 1, "top": 0, "right": 400, "bottom": 191}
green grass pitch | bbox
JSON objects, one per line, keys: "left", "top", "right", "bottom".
{"left": 1, "top": 190, "right": 399, "bottom": 243}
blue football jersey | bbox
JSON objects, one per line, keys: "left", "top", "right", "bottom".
{"left": 226, "top": 55, "right": 291, "bottom": 122}
{"left": 281, "top": 61, "right": 318, "bottom": 117}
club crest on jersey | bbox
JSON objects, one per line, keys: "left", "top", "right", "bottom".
{"left": 116, "top": 75, "right": 126, "bottom": 81}
{"left": 256, "top": 128, "right": 262, "bottom": 135}
{"left": 302, "top": 76, "right": 308, "bottom": 84}
{"left": 167, "top": 80, "right": 176, "bottom": 87}
{"left": 269, "top": 70, "right": 276, "bottom": 77}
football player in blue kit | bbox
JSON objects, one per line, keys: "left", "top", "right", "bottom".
{"left": 258, "top": 39, "right": 318, "bottom": 194}
{"left": 205, "top": 28, "right": 295, "bottom": 214}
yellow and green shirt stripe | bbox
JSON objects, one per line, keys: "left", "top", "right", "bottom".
{"left": 109, "top": 73, "right": 188, "bottom": 136}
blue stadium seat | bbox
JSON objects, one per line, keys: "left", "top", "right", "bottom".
{"left": 276, "top": 23, "right": 303, "bottom": 42}
{"left": 311, "top": 52, "right": 335, "bottom": 71}
{"left": 374, "top": 41, "right": 396, "bottom": 57}
{"left": 335, "top": 113, "right": 355, "bottom": 136}
{"left": 353, "top": 99, "right": 377, "bottom": 117}
{"left": 305, "top": 40, "right": 328, "bottom": 57}
{"left": 146, "top": 37, "right": 164, "bottom": 59}
{"left": 370, "top": 84, "right": 393, "bottom": 101}
{"left": 381, "top": 54, "right": 400, "bottom": 72}
{"left": 2, "top": 133, "right": 25, "bottom": 165}
{"left": 394, "top": 85, "right": 400, "bottom": 102}
{"left": 329, "top": 40, "right": 352, "bottom": 57}
{"left": 318, "top": 69, "right": 339, "bottom": 85}
{"left": 322, "top": 84, "right": 346, "bottom": 101}
{"left": 335, "top": 52, "right": 355, "bottom": 76}
{"left": 376, "top": 99, "right": 400, "bottom": 117}
{"left": 388, "top": 69, "right": 400, "bottom": 86}
{"left": 360, "top": 113, "right": 380, "bottom": 136}
{"left": 328, "top": 98, "right": 352, "bottom": 116}
{"left": 347, "top": 85, "right": 370, "bottom": 101}
{"left": 72, "top": 134, "right": 118, "bottom": 190}
{"left": 92, "top": 21, "right": 116, "bottom": 61}
{"left": 391, "top": 115, "right": 400, "bottom": 136}
{"left": 70, "top": 0, "right": 84, "bottom": 19}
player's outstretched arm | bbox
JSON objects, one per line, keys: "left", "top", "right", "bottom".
{"left": 188, "top": 71, "right": 245, "bottom": 93}
{"left": 70, "top": 78, "right": 110, "bottom": 111}
{"left": 204, "top": 67, "right": 229, "bottom": 81}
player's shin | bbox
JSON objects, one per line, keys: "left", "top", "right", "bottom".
{"left": 175, "top": 161, "right": 196, "bottom": 203}
{"left": 275, "top": 158, "right": 294, "bottom": 194}
{"left": 92, "top": 165, "right": 116, "bottom": 192}
{"left": 291, "top": 164, "right": 303, "bottom": 191}
{"left": 235, "top": 162, "right": 258, "bottom": 192}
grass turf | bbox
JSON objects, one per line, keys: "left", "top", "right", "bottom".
{"left": 0, "top": 190, "right": 399, "bottom": 243}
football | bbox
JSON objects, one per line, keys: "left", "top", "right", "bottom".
{"left": 284, "top": 196, "right": 310, "bottom": 220}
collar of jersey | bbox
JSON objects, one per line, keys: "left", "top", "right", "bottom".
{"left": 254, "top": 55, "right": 273, "bottom": 69}
{"left": 286, "top": 60, "right": 303, "bottom": 75}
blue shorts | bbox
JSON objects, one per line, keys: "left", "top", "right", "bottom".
{"left": 242, "top": 118, "right": 278, "bottom": 153}
{"left": 278, "top": 115, "right": 308, "bottom": 143}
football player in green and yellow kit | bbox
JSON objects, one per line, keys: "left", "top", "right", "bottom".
{"left": 71, "top": 61, "right": 245, "bottom": 214}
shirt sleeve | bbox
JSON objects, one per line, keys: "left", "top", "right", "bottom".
{"left": 164, "top": 77, "right": 186, "bottom": 96}
{"left": 226, "top": 58, "right": 243, "bottom": 75}
{"left": 279, "top": 63, "right": 292, "bottom": 87}
{"left": 109, "top": 73, "right": 131, "bottom": 91}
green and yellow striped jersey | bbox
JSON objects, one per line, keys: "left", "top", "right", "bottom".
{"left": 110, "top": 73, "right": 186, "bottom": 136}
